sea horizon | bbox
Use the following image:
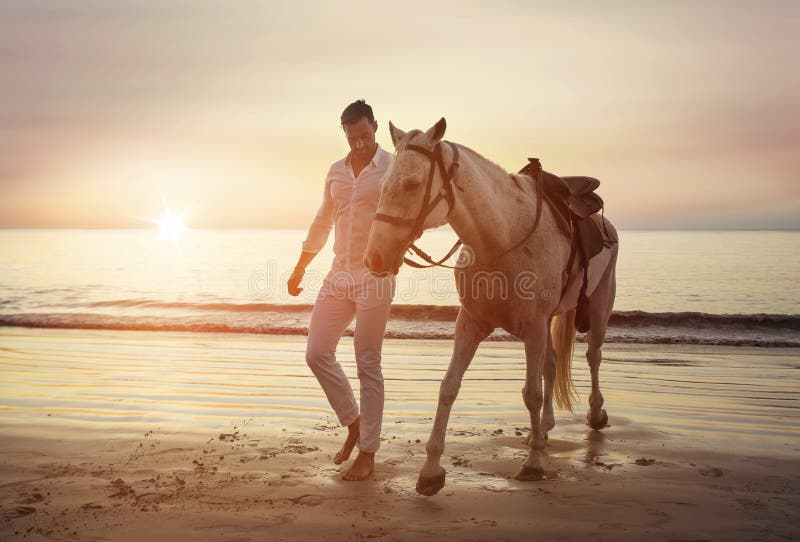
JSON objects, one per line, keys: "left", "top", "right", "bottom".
{"left": 1, "top": 226, "right": 799, "bottom": 232}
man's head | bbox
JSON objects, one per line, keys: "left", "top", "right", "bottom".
{"left": 341, "top": 99, "right": 378, "bottom": 162}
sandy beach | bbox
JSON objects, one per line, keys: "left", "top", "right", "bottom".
{"left": 1, "top": 327, "right": 798, "bottom": 541}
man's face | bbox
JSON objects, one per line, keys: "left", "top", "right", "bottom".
{"left": 343, "top": 116, "right": 378, "bottom": 161}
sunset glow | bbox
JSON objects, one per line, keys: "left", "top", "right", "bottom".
{"left": 0, "top": 2, "right": 797, "bottom": 230}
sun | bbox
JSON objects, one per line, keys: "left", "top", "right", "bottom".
{"left": 146, "top": 196, "right": 189, "bottom": 241}
{"left": 156, "top": 210, "right": 186, "bottom": 238}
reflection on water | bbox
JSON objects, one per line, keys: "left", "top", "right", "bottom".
{"left": 0, "top": 328, "right": 797, "bottom": 459}
{"left": 584, "top": 430, "right": 606, "bottom": 466}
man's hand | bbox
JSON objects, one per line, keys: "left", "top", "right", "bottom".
{"left": 287, "top": 267, "right": 304, "bottom": 296}
{"left": 288, "top": 251, "right": 315, "bottom": 296}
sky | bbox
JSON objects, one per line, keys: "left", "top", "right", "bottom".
{"left": 0, "top": 0, "right": 798, "bottom": 230}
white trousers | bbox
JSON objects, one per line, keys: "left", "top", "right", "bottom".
{"left": 305, "top": 272, "right": 395, "bottom": 453}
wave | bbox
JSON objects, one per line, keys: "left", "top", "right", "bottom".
{"left": 1, "top": 307, "right": 798, "bottom": 347}
{"left": 609, "top": 310, "right": 800, "bottom": 331}
{"left": 76, "top": 299, "right": 800, "bottom": 330}
{"left": 0, "top": 313, "right": 309, "bottom": 337}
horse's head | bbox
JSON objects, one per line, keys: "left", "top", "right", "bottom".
{"left": 365, "top": 117, "right": 455, "bottom": 275}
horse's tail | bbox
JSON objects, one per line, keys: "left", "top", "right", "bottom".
{"left": 551, "top": 309, "right": 577, "bottom": 411}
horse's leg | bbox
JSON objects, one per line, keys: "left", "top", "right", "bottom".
{"left": 525, "top": 333, "right": 556, "bottom": 446}
{"left": 523, "top": 339, "right": 556, "bottom": 447}
{"left": 516, "top": 320, "right": 548, "bottom": 480}
{"left": 586, "top": 258, "right": 617, "bottom": 430}
{"left": 542, "top": 326, "right": 557, "bottom": 439}
{"left": 416, "top": 309, "right": 489, "bottom": 496}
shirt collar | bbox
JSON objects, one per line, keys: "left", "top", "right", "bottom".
{"left": 346, "top": 143, "right": 383, "bottom": 168}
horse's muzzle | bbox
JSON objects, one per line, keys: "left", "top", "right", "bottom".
{"left": 365, "top": 251, "right": 383, "bottom": 274}
{"left": 365, "top": 251, "right": 401, "bottom": 276}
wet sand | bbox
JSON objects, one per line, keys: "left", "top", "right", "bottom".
{"left": 1, "top": 327, "right": 798, "bottom": 541}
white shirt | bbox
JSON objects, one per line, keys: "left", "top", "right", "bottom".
{"left": 302, "top": 144, "right": 393, "bottom": 275}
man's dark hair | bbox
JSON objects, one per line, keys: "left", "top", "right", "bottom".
{"left": 340, "top": 99, "right": 375, "bottom": 126}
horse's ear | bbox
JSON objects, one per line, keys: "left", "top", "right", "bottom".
{"left": 389, "top": 121, "right": 406, "bottom": 149}
{"left": 425, "top": 117, "right": 447, "bottom": 143}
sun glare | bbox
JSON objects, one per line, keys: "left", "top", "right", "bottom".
{"left": 146, "top": 196, "right": 189, "bottom": 241}
{"left": 157, "top": 211, "right": 186, "bottom": 237}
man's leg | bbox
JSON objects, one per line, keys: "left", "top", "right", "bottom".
{"left": 305, "top": 284, "right": 359, "bottom": 463}
{"left": 342, "top": 275, "right": 394, "bottom": 481}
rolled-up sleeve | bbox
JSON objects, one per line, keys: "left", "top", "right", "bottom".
{"left": 301, "top": 173, "right": 334, "bottom": 253}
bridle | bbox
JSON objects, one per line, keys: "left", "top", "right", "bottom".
{"left": 373, "top": 140, "right": 465, "bottom": 269}
{"left": 372, "top": 142, "right": 545, "bottom": 270}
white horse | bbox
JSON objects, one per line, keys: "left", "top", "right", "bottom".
{"left": 364, "top": 118, "right": 619, "bottom": 496}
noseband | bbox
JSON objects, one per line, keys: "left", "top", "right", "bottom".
{"left": 373, "top": 141, "right": 464, "bottom": 268}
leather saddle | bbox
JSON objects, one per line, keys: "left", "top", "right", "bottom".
{"left": 518, "top": 159, "right": 613, "bottom": 332}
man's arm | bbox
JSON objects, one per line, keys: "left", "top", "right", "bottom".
{"left": 287, "top": 175, "right": 334, "bottom": 297}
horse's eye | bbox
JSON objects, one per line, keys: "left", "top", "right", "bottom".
{"left": 402, "top": 180, "right": 421, "bottom": 192}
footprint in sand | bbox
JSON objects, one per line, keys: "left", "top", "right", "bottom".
{"left": 4, "top": 505, "right": 37, "bottom": 519}
{"left": 284, "top": 443, "right": 320, "bottom": 454}
{"left": 698, "top": 466, "right": 724, "bottom": 478}
{"left": 135, "top": 492, "right": 169, "bottom": 505}
{"left": 109, "top": 478, "right": 135, "bottom": 498}
{"left": 288, "top": 494, "right": 325, "bottom": 506}
{"left": 18, "top": 492, "right": 45, "bottom": 504}
{"left": 260, "top": 513, "right": 296, "bottom": 527}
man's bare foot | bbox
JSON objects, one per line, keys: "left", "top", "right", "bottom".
{"left": 342, "top": 451, "right": 374, "bottom": 481}
{"left": 333, "top": 417, "right": 360, "bottom": 465}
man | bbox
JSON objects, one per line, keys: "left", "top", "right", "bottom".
{"left": 288, "top": 100, "right": 395, "bottom": 481}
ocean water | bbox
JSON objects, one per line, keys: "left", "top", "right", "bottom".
{"left": 1, "top": 328, "right": 797, "bottom": 456}
{"left": 0, "top": 229, "right": 798, "bottom": 346}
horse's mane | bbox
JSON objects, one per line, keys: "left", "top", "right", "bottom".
{"left": 399, "top": 131, "right": 511, "bottom": 181}
{"left": 454, "top": 144, "right": 510, "bottom": 180}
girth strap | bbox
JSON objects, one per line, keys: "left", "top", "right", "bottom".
{"left": 493, "top": 158, "right": 545, "bottom": 260}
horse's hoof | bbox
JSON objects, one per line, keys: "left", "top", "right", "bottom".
{"left": 514, "top": 465, "right": 545, "bottom": 481}
{"left": 587, "top": 408, "right": 609, "bottom": 430}
{"left": 416, "top": 468, "right": 446, "bottom": 496}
